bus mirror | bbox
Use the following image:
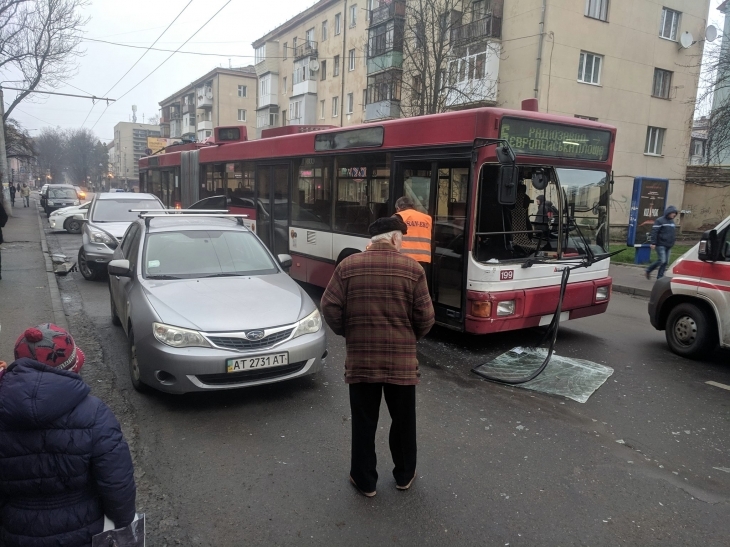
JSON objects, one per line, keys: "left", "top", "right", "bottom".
{"left": 496, "top": 144, "right": 515, "bottom": 165}
{"left": 498, "top": 165, "right": 519, "bottom": 205}
{"left": 531, "top": 171, "right": 549, "bottom": 191}
{"left": 698, "top": 229, "right": 720, "bottom": 262}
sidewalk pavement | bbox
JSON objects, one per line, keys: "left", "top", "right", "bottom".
{"left": 609, "top": 263, "right": 658, "bottom": 298}
{"left": 0, "top": 196, "right": 67, "bottom": 361}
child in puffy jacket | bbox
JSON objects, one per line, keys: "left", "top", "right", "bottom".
{"left": 0, "top": 324, "right": 136, "bottom": 547}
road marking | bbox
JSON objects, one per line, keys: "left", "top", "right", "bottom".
{"left": 706, "top": 381, "right": 730, "bottom": 392}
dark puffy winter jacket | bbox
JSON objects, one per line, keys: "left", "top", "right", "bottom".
{"left": 0, "top": 359, "right": 136, "bottom": 547}
{"left": 649, "top": 205, "right": 678, "bottom": 248}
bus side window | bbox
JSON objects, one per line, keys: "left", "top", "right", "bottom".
{"left": 292, "top": 159, "right": 332, "bottom": 231}
{"left": 475, "top": 165, "right": 512, "bottom": 261}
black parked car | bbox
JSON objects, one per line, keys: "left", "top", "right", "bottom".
{"left": 43, "top": 184, "right": 80, "bottom": 216}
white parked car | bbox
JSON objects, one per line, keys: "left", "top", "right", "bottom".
{"left": 49, "top": 202, "right": 90, "bottom": 234}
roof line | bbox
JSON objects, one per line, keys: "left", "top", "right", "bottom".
{"left": 159, "top": 66, "right": 256, "bottom": 106}
{"left": 252, "top": 0, "right": 340, "bottom": 47}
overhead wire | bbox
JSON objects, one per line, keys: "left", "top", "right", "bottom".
{"left": 80, "top": 0, "right": 194, "bottom": 128}
{"left": 90, "top": 0, "right": 232, "bottom": 131}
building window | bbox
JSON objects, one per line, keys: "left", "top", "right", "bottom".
{"left": 292, "top": 37, "right": 297, "bottom": 50}
{"left": 335, "top": 13, "right": 341, "bottom": 35}
{"left": 255, "top": 45, "right": 266, "bottom": 64}
{"left": 645, "top": 127, "right": 665, "bottom": 155}
{"left": 334, "top": 55, "right": 340, "bottom": 76}
{"left": 260, "top": 76, "right": 270, "bottom": 97}
{"left": 691, "top": 139, "right": 705, "bottom": 157}
{"left": 283, "top": 76, "right": 287, "bottom": 94}
{"left": 575, "top": 114, "right": 598, "bottom": 121}
{"left": 306, "top": 27, "right": 315, "bottom": 45}
{"left": 348, "top": 49, "right": 356, "bottom": 71}
{"left": 332, "top": 96, "right": 339, "bottom": 118}
{"left": 283, "top": 42, "right": 288, "bottom": 60}
{"left": 290, "top": 100, "right": 302, "bottom": 122}
{"left": 238, "top": 109, "right": 247, "bottom": 122}
{"left": 578, "top": 51, "right": 602, "bottom": 85}
{"left": 238, "top": 85, "right": 247, "bottom": 97}
{"left": 322, "top": 20, "right": 328, "bottom": 41}
{"left": 585, "top": 0, "right": 608, "bottom": 22}
{"left": 320, "top": 100, "right": 326, "bottom": 119}
{"left": 363, "top": 89, "right": 367, "bottom": 110}
{"left": 347, "top": 93, "right": 354, "bottom": 114}
{"left": 350, "top": 4, "right": 357, "bottom": 27}
{"left": 652, "top": 68, "right": 672, "bottom": 99}
{"left": 660, "top": 7, "right": 680, "bottom": 41}
{"left": 321, "top": 60, "right": 327, "bottom": 80}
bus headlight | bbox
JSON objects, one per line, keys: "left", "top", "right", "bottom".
{"left": 596, "top": 286, "right": 610, "bottom": 301}
{"left": 496, "top": 301, "right": 515, "bottom": 316}
{"left": 471, "top": 301, "right": 492, "bottom": 318}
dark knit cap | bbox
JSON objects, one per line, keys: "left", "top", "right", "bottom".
{"left": 368, "top": 216, "right": 408, "bottom": 237}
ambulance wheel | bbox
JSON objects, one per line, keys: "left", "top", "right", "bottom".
{"left": 665, "top": 303, "right": 716, "bottom": 359}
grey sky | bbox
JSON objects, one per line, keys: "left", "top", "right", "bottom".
{"left": 5, "top": 0, "right": 727, "bottom": 143}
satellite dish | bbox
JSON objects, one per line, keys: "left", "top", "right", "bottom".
{"left": 679, "top": 31, "right": 694, "bottom": 49}
{"left": 308, "top": 59, "right": 320, "bottom": 72}
{"left": 705, "top": 25, "right": 718, "bottom": 42}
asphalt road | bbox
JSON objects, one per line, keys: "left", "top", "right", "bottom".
{"left": 46, "top": 222, "right": 730, "bottom": 547}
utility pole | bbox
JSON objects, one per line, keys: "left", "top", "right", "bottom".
{"left": 0, "top": 87, "right": 11, "bottom": 216}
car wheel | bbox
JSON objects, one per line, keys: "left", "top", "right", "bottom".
{"left": 110, "top": 289, "right": 121, "bottom": 326}
{"left": 128, "top": 328, "right": 148, "bottom": 393}
{"left": 665, "top": 303, "right": 717, "bottom": 359}
{"left": 78, "top": 248, "right": 101, "bottom": 281}
{"left": 67, "top": 218, "right": 82, "bottom": 234}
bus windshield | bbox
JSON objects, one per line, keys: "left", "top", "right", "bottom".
{"left": 555, "top": 169, "right": 609, "bottom": 255}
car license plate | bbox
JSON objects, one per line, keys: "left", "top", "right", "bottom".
{"left": 226, "top": 353, "right": 288, "bottom": 372}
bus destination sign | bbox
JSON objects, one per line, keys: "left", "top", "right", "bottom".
{"left": 499, "top": 117, "right": 611, "bottom": 162}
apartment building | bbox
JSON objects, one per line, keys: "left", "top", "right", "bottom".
{"left": 710, "top": 0, "right": 729, "bottom": 166}
{"left": 112, "top": 122, "right": 161, "bottom": 189}
{"left": 159, "top": 67, "right": 258, "bottom": 142}
{"left": 252, "top": 0, "right": 713, "bottom": 229}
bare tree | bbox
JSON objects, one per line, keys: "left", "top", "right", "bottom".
{"left": 394, "top": 0, "right": 501, "bottom": 117}
{"left": 1, "top": 0, "right": 88, "bottom": 121}
{"left": 34, "top": 126, "right": 65, "bottom": 182}
{"left": 64, "top": 127, "right": 106, "bottom": 185}
{"left": 697, "top": 32, "right": 730, "bottom": 165}
{"left": 4, "top": 117, "right": 35, "bottom": 160}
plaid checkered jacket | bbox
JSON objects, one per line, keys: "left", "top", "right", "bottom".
{"left": 321, "top": 241, "right": 435, "bottom": 385}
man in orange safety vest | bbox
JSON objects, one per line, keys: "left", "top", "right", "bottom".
{"left": 394, "top": 196, "right": 433, "bottom": 285}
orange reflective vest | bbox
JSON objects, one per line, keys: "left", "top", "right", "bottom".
{"left": 397, "top": 209, "right": 433, "bottom": 263}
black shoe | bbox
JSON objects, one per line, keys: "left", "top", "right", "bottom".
{"left": 645, "top": 270, "right": 651, "bottom": 280}
{"left": 396, "top": 472, "right": 416, "bottom": 491}
{"left": 349, "top": 476, "right": 376, "bottom": 497}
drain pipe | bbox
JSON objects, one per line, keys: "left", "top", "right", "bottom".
{"left": 533, "top": 0, "right": 547, "bottom": 100}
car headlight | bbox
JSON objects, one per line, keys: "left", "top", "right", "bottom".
{"left": 87, "top": 226, "right": 116, "bottom": 245}
{"left": 73, "top": 200, "right": 80, "bottom": 205}
{"left": 50, "top": 210, "right": 60, "bottom": 216}
{"left": 596, "top": 286, "right": 610, "bottom": 301}
{"left": 47, "top": 200, "right": 55, "bottom": 206}
{"left": 153, "top": 322, "right": 211, "bottom": 348}
{"left": 292, "top": 309, "right": 322, "bottom": 338}
{"left": 496, "top": 300, "right": 515, "bottom": 316}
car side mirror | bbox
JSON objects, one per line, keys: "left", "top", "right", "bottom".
{"left": 497, "top": 165, "right": 519, "bottom": 205}
{"left": 108, "top": 259, "right": 132, "bottom": 277}
{"left": 698, "top": 229, "right": 720, "bottom": 262}
{"left": 277, "top": 254, "right": 293, "bottom": 269}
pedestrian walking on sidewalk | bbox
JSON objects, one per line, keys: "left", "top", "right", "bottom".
{"left": 9, "top": 184, "right": 15, "bottom": 207}
{"left": 646, "top": 205, "right": 678, "bottom": 280}
{"left": 0, "top": 201, "right": 8, "bottom": 280}
{"left": 20, "top": 183, "right": 30, "bottom": 207}
{"left": 0, "top": 324, "right": 137, "bottom": 547}
{"left": 322, "top": 217, "right": 435, "bottom": 497}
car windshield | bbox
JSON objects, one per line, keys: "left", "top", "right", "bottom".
{"left": 92, "top": 199, "right": 163, "bottom": 222}
{"left": 144, "top": 230, "right": 278, "bottom": 278}
{"left": 49, "top": 188, "right": 77, "bottom": 199}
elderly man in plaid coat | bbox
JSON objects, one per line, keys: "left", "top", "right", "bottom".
{"left": 322, "top": 216, "right": 435, "bottom": 497}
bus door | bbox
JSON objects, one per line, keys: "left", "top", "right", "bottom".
{"left": 256, "top": 164, "right": 290, "bottom": 258}
{"left": 394, "top": 159, "right": 470, "bottom": 328}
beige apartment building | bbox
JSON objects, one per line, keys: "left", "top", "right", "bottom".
{"left": 253, "top": 0, "right": 713, "bottom": 229}
{"left": 159, "top": 67, "right": 258, "bottom": 142}
{"left": 112, "top": 122, "right": 161, "bottom": 189}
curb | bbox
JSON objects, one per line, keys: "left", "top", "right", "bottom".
{"left": 612, "top": 284, "right": 652, "bottom": 298}
{"left": 36, "top": 203, "right": 69, "bottom": 331}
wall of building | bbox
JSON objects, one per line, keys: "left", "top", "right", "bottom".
{"left": 498, "top": 0, "right": 711, "bottom": 229}
{"left": 681, "top": 165, "right": 730, "bottom": 231}
{"left": 113, "top": 122, "right": 161, "bottom": 188}
{"left": 213, "top": 73, "right": 258, "bottom": 139}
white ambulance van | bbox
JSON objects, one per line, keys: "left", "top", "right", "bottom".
{"left": 648, "top": 215, "right": 730, "bottom": 359}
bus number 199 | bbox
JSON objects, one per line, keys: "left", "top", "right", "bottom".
{"left": 500, "top": 270, "right": 514, "bottom": 281}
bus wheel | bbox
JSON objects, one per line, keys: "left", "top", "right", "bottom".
{"left": 336, "top": 248, "right": 361, "bottom": 266}
{"left": 665, "top": 303, "right": 716, "bottom": 359}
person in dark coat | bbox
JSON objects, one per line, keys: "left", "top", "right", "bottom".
{"left": 645, "top": 205, "right": 678, "bottom": 280}
{"left": 0, "top": 323, "right": 136, "bottom": 547}
{"left": 0, "top": 201, "right": 8, "bottom": 280}
{"left": 8, "top": 184, "right": 15, "bottom": 207}
{"left": 322, "top": 217, "right": 435, "bottom": 497}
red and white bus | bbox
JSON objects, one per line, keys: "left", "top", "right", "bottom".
{"left": 139, "top": 101, "right": 616, "bottom": 333}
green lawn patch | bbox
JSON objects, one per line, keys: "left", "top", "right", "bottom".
{"left": 609, "top": 243, "right": 696, "bottom": 265}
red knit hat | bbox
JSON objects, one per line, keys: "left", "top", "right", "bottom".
{"left": 14, "top": 323, "right": 85, "bottom": 373}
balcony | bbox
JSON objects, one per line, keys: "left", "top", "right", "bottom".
{"left": 183, "top": 103, "right": 196, "bottom": 114}
{"left": 365, "top": 100, "right": 400, "bottom": 121}
{"left": 196, "top": 85, "right": 213, "bottom": 108}
{"left": 450, "top": 15, "right": 502, "bottom": 43}
{"left": 197, "top": 120, "right": 213, "bottom": 131}
{"left": 369, "top": 0, "right": 405, "bottom": 27}
{"left": 170, "top": 109, "right": 182, "bottom": 120}
{"left": 294, "top": 41, "right": 318, "bottom": 61}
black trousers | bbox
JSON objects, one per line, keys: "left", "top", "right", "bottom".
{"left": 349, "top": 383, "right": 417, "bottom": 492}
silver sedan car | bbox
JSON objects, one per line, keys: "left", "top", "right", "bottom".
{"left": 107, "top": 214, "right": 326, "bottom": 394}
